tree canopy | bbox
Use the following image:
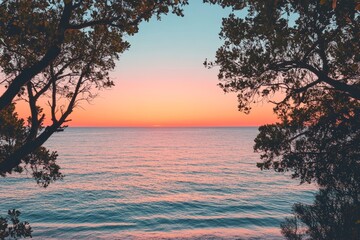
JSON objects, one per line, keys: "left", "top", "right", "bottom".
{"left": 205, "top": 0, "right": 359, "bottom": 111}
{"left": 205, "top": 0, "right": 360, "bottom": 182}
{"left": 0, "top": 103, "right": 62, "bottom": 187}
{"left": 281, "top": 177, "right": 360, "bottom": 239}
{"left": 205, "top": 0, "right": 360, "bottom": 238}
{"left": 0, "top": 1, "right": 188, "bottom": 237}
{"left": 0, "top": 0, "right": 188, "bottom": 177}
{"left": 0, "top": 209, "right": 32, "bottom": 240}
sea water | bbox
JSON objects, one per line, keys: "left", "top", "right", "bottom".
{"left": 0, "top": 127, "right": 315, "bottom": 239}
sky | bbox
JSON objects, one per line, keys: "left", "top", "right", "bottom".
{"left": 16, "top": 1, "right": 278, "bottom": 127}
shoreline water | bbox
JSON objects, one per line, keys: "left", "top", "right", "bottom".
{"left": 1, "top": 127, "right": 315, "bottom": 239}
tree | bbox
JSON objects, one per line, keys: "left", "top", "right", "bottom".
{"left": 0, "top": 209, "right": 32, "bottom": 240}
{"left": 0, "top": 0, "right": 188, "bottom": 176}
{"left": 0, "top": 103, "right": 62, "bottom": 187}
{"left": 204, "top": 0, "right": 360, "bottom": 181}
{"left": 0, "top": 2, "right": 188, "bottom": 237}
{"left": 281, "top": 186, "right": 360, "bottom": 239}
{"left": 205, "top": 0, "right": 360, "bottom": 238}
{"left": 205, "top": 0, "right": 359, "bottom": 110}
{"left": 254, "top": 92, "right": 360, "bottom": 185}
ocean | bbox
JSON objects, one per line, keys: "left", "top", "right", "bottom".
{"left": 0, "top": 127, "right": 315, "bottom": 239}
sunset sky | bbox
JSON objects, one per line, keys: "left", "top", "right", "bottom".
{"left": 16, "top": 1, "right": 278, "bottom": 127}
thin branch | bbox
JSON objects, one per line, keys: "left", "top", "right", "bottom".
{"left": 288, "top": 131, "right": 309, "bottom": 142}
{"left": 0, "top": 1, "right": 74, "bottom": 110}
{"left": 68, "top": 2, "right": 161, "bottom": 30}
{"left": 33, "top": 56, "right": 82, "bottom": 99}
{"left": 293, "top": 78, "right": 322, "bottom": 94}
{"left": 26, "top": 82, "right": 39, "bottom": 141}
{"left": 50, "top": 65, "right": 57, "bottom": 124}
{"left": 268, "top": 60, "right": 360, "bottom": 100}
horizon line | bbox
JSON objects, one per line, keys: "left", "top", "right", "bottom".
{"left": 67, "top": 125, "right": 261, "bottom": 128}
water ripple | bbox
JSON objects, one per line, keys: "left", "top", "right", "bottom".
{"left": 0, "top": 127, "right": 316, "bottom": 239}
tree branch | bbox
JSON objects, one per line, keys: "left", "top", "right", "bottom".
{"left": 0, "top": 1, "right": 74, "bottom": 110}
{"left": 268, "top": 61, "right": 360, "bottom": 100}
{"left": 25, "top": 82, "right": 40, "bottom": 141}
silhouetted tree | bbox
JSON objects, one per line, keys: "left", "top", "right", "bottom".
{"left": 205, "top": 0, "right": 360, "bottom": 238}
{"left": 0, "top": 0, "right": 188, "bottom": 175}
{"left": 205, "top": 0, "right": 359, "bottom": 111}
{"left": 281, "top": 175, "right": 360, "bottom": 240}
{"left": 0, "top": 103, "right": 59, "bottom": 239}
{"left": 0, "top": 103, "right": 62, "bottom": 187}
{"left": 254, "top": 93, "right": 360, "bottom": 185}
{"left": 0, "top": 210, "right": 32, "bottom": 240}
{"left": 205, "top": 0, "right": 360, "bottom": 181}
{"left": 0, "top": 2, "right": 188, "bottom": 238}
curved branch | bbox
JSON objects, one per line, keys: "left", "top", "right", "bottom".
{"left": 268, "top": 61, "right": 360, "bottom": 100}
{"left": 0, "top": 1, "right": 74, "bottom": 110}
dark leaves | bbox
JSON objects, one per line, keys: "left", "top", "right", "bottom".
{"left": 0, "top": 104, "right": 63, "bottom": 187}
{"left": 0, "top": 209, "right": 32, "bottom": 240}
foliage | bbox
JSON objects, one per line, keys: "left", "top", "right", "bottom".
{"left": 0, "top": 2, "right": 188, "bottom": 237}
{"left": 256, "top": 91, "right": 360, "bottom": 239}
{"left": 205, "top": 0, "right": 360, "bottom": 181}
{"left": 0, "top": 209, "right": 32, "bottom": 240}
{"left": 254, "top": 93, "right": 360, "bottom": 185}
{"left": 281, "top": 176, "right": 360, "bottom": 240}
{"left": 205, "top": 0, "right": 360, "bottom": 238}
{"left": 0, "top": 103, "right": 63, "bottom": 187}
{"left": 205, "top": 0, "right": 359, "bottom": 113}
{"left": 0, "top": 0, "right": 188, "bottom": 175}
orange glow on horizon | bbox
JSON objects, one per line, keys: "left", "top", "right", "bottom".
{"left": 11, "top": 66, "right": 279, "bottom": 127}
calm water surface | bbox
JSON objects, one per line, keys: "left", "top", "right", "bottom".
{"left": 0, "top": 127, "right": 316, "bottom": 239}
